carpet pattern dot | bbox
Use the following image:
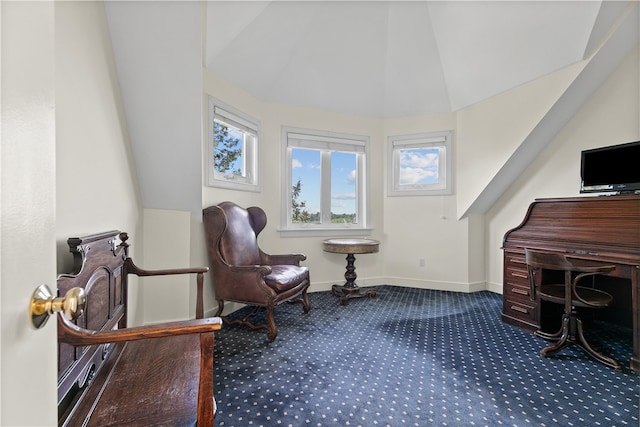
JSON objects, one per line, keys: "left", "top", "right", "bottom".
{"left": 214, "top": 286, "right": 639, "bottom": 426}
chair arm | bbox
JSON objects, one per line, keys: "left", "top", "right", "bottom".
{"left": 124, "top": 257, "right": 208, "bottom": 277}
{"left": 569, "top": 262, "right": 616, "bottom": 275}
{"left": 214, "top": 264, "right": 276, "bottom": 304}
{"left": 229, "top": 264, "right": 272, "bottom": 275}
{"left": 572, "top": 265, "right": 616, "bottom": 306}
{"left": 261, "top": 252, "right": 307, "bottom": 266}
{"left": 123, "top": 258, "right": 208, "bottom": 318}
{"left": 58, "top": 315, "right": 222, "bottom": 347}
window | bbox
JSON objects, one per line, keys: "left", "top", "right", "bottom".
{"left": 206, "top": 97, "right": 260, "bottom": 192}
{"left": 281, "top": 127, "right": 369, "bottom": 235}
{"left": 387, "top": 131, "right": 453, "bottom": 196}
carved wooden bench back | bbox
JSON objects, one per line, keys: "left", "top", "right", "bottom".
{"left": 56, "top": 231, "right": 220, "bottom": 426}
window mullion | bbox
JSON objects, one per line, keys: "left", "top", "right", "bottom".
{"left": 356, "top": 153, "right": 364, "bottom": 224}
{"left": 321, "top": 150, "right": 332, "bottom": 224}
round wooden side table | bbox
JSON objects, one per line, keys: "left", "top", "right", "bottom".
{"left": 322, "top": 238, "right": 379, "bottom": 305}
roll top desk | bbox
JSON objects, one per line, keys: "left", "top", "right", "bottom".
{"left": 502, "top": 195, "right": 640, "bottom": 371}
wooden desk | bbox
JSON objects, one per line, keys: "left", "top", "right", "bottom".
{"left": 323, "top": 238, "right": 379, "bottom": 305}
{"left": 502, "top": 195, "right": 640, "bottom": 371}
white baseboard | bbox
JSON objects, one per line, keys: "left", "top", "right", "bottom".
{"left": 309, "top": 277, "right": 499, "bottom": 294}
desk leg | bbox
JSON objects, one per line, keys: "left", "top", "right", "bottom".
{"left": 331, "top": 253, "right": 377, "bottom": 305}
{"left": 631, "top": 266, "right": 639, "bottom": 371}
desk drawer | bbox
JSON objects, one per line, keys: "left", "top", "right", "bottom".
{"left": 503, "top": 298, "right": 537, "bottom": 326}
{"left": 504, "top": 283, "right": 532, "bottom": 302}
{"left": 505, "top": 265, "right": 529, "bottom": 286}
{"left": 505, "top": 251, "right": 526, "bottom": 267}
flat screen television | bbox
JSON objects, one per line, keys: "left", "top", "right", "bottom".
{"left": 580, "top": 140, "right": 640, "bottom": 194}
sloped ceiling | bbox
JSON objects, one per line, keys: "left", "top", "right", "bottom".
{"left": 104, "top": 0, "right": 637, "bottom": 217}
{"left": 205, "top": 1, "right": 622, "bottom": 118}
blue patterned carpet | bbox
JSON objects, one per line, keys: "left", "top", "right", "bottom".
{"left": 213, "top": 286, "right": 639, "bottom": 426}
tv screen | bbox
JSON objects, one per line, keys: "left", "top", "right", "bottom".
{"left": 580, "top": 140, "right": 640, "bottom": 194}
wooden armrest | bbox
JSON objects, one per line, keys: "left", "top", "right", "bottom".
{"left": 124, "top": 257, "right": 208, "bottom": 277}
{"left": 262, "top": 252, "right": 307, "bottom": 266}
{"left": 573, "top": 264, "right": 617, "bottom": 275}
{"left": 58, "top": 315, "right": 222, "bottom": 347}
{"left": 123, "top": 257, "right": 208, "bottom": 318}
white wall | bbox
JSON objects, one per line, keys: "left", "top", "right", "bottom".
{"left": 142, "top": 208, "right": 194, "bottom": 323}
{"left": 455, "top": 62, "right": 585, "bottom": 219}
{"left": 105, "top": 1, "right": 203, "bottom": 217}
{"left": 382, "top": 113, "right": 473, "bottom": 290}
{"left": 55, "top": 1, "right": 143, "bottom": 324}
{"left": 486, "top": 47, "right": 640, "bottom": 290}
{"left": 202, "top": 70, "right": 385, "bottom": 294}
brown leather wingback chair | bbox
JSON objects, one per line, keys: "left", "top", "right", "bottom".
{"left": 203, "top": 201, "right": 311, "bottom": 341}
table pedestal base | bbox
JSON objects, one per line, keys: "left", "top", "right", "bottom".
{"left": 331, "top": 253, "right": 377, "bottom": 305}
{"left": 322, "top": 240, "right": 380, "bottom": 306}
{"left": 332, "top": 283, "right": 376, "bottom": 306}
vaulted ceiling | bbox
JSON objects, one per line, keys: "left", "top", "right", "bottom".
{"left": 104, "top": 1, "right": 638, "bottom": 216}
{"left": 205, "top": 1, "right": 631, "bottom": 118}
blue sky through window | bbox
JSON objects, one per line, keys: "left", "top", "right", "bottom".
{"left": 398, "top": 147, "right": 440, "bottom": 185}
{"left": 292, "top": 148, "right": 356, "bottom": 215}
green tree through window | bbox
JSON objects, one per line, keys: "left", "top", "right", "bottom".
{"left": 213, "top": 122, "right": 242, "bottom": 175}
{"left": 291, "top": 178, "right": 311, "bottom": 223}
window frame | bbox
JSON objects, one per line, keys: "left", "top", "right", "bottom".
{"left": 206, "top": 97, "right": 260, "bottom": 192}
{"left": 387, "top": 130, "right": 453, "bottom": 196}
{"left": 280, "top": 126, "right": 371, "bottom": 237}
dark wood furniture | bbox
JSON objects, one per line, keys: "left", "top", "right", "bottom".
{"left": 56, "top": 231, "right": 222, "bottom": 426}
{"left": 203, "top": 202, "right": 311, "bottom": 342}
{"left": 525, "top": 249, "right": 620, "bottom": 369}
{"left": 322, "top": 238, "right": 379, "bottom": 305}
{"left": 502, "top": 195, "right": 640, "bottom": 371}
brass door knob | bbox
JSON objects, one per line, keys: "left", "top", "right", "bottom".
{"left": 30, "top": 285, "right": 86, "bottom": 329}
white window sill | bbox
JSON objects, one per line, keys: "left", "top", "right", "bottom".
{"left": 278, "top": 227, "right": 373, "bottom": 238}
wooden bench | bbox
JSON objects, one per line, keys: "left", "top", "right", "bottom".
{"left": 55, "top": 230, "right": 222, "bottom": 426}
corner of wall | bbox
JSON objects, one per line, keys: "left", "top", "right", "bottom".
{"left": 141, "top": 208, "right": 193, "bottom": 324}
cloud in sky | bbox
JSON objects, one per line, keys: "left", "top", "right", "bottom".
{"left": 399, "top": 150, "right": 438, "bottom": 184}
{"left": 332, "top": 192, "right": 356, "bottom": 200}
{"left": 400, "top": 167, "right": 438, "bottom": 185}
{"left": 292, "top": 159, "right": 303, "bottom": 169}
{"left": 401, "top": 150, "right": 438, "bottom": 168}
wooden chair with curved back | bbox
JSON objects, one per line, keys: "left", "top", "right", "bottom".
{"left": 525, "top": 249, "right": 620, "bottom": 370}
{"left": 203, "top": 201, "right": 311, "bottom": 341}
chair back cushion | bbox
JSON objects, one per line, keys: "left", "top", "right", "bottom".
{"left": 219, "top": 203, "right": 261, "bottom": 266}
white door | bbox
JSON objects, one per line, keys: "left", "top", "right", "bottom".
{"left": 1, "top": 1, "right": 58, "bottom": 425}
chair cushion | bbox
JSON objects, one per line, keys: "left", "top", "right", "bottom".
{"left": 264, "top": 265, "right": 309, "bottom": 293}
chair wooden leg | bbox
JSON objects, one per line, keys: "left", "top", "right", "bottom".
{"left": 534, "top": 325, "right": 564, "bottom": 341}
{"left": 302, "top": 289, "right": 311, "bottom": 314}
{"left": 214, "top": 298, "right": 224, "bottom": 317}
{"left": 540, "top": 314, "right": 572, "bottom": 357}
{"left": 574, "top": 317, "right": 621, "bottom": 370}
{"left": 540, "top": 312, "right": 621, "bottom": 370}
{"left": 265, "top": 305, "right": 277, "bottom": 342}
